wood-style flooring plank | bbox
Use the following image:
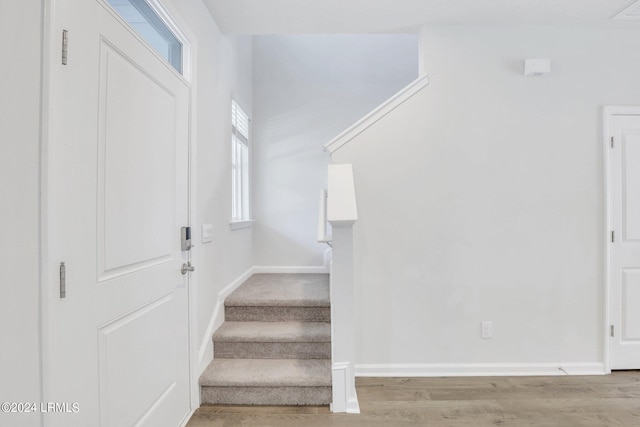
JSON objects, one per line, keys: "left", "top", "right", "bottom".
{"left": 186, "top": 371, "right": 640, "bottom": 426}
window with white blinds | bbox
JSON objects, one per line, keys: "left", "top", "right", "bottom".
{"left": 231, "top": 100, "right": 251, "bottom": 222}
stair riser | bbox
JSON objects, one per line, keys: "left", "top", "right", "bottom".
{"left": 225, "top": 306, "right": 330, "bottom": 322}
{"left": 214, "top": 342, "right": 331, "bottom": 359}
{"left": 201, "top": 386, "right": 332, "bottom": 406}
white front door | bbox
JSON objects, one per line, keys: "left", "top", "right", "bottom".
{"left": 608, "top": 108, "right": 640, "bottom": 370}
{"left": 45, "top": 1, "right": 192, "bottom": 425}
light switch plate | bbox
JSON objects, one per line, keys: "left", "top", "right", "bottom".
{"left": 202, "top": 224, "right": 213, "bottom": 243}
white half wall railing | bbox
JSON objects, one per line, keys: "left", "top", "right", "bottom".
{"left": 327, "top": 163, "right": 359, "bottom": 414}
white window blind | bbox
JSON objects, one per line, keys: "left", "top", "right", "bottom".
{"left": 232, "top": 101, "right": 250, "bottom": 142}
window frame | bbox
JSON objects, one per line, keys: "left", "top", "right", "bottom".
{"left": 230, "top": 99, "right": 253, "bottom": 228}
{"left": 106, "top": 0, "right": 191, "bottom": 78}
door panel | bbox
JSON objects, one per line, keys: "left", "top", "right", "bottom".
{"left": 609, "top": 112, "right": 640, "bottom": 369}
{"left": 46, "top": 1, "right": 191, "bottom": 425}
{"left": 622, "top": 133, "right": 640, "bottom": 241}
{"left": 98, "top": 38, "right": 176, "bottom": 278}
{"left": 622, "top": 270, "right": 640, "bottom": 340}
{"left": 98, "top": 293, "right": 178, "bottom": 427}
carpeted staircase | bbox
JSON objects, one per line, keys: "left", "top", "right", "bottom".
{"left": 199, "top": 273, "right": 332, "bottom": 405}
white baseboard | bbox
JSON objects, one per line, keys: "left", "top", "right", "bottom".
{"left": 346, "top": 394, "right": 360, "bottom": 414}
{"left": 253, "top": 248, "right": 332, "bottom": 274}
{"left": 197, "top": 267, "right": 254, "bottom": 374}
{"left": 180, "top": 408, "right": 197, "bottom": 427}
{"left": 330, "top": 363, "right": 347, "bottom": 413}
{"left": 355, "top": 363, "right": 606, "bottom": 377}
{"left": 331, "top": 361, "right": 360, "bottom": 414}
{"left": 253, "top": 265, "right": 329, "bottom": 274}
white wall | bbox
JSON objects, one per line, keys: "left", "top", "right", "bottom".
{"left": 159, "top": 1, "right": 254, "bottom": 367}
{"left": 0, "top": 2, "right": 43, "bottom": 427}
{"left": 333, "top": 25, "right": 640, "bottom": 373}
{"left": 252, "top": 34, "right": 418, "bottom": 267}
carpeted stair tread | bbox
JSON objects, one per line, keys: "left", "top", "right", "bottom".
{"left": 225, "top": 273, "right": 329, "bottom": 307}
{"left": 213, "top": 321, "right": 330, "bottom": 343}
{"left": 200, "top": 359, "right": 331, "bottom": 387}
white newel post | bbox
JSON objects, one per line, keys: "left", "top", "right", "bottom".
{"left": 327, "top": 164, "right": 360, "bottom": 414}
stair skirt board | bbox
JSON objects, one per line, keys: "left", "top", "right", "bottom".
{"left": 198, "top": 267, "right": 254, "bottom": 373}
{"left": 201, "top": 386, "right": 332, "bottom": 406}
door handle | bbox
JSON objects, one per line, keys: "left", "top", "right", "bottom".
{"left": 181, "top": 262, "right": 195, "bottom": 275}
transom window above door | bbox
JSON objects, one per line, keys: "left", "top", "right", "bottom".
{"left": 107, "top": 0, "right": 183, "bottom": 74}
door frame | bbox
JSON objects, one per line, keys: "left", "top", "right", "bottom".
{"left": 603, "top": 105, "right": 640, "bottom": 373}
{"left": 39, "top": 0, "right": 201, "bottom": 422}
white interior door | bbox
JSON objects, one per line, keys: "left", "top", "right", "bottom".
{"left": 608, "top": 108, "right": 640, "bottom": 370}
{"left": 46, "top": 0, "right": 192, "bottom": 425}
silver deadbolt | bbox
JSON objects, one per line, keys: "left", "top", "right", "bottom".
{"left": 181, "top": 262, "right": 195, "bottom": 275}
{"left": 181, "top": 226, "right": 193, "bottom": 251}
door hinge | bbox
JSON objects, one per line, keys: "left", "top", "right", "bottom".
{"left": 59, "top": 262, "right": 66, "bottom": 299}
{"left": 611, "top": 230, "right": 615, "bottom": 243}
{"left": 62, "top": 30, "right": 68, "bottom": 65}
{"left": 611, "top": 136, "right": 614, "bottom": 148}
{"left": 610, "top": 324, "right": 614, "bottom": 337}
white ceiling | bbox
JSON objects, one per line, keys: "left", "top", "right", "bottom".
{"left": 203, "top": 0, "right": 640, "bottom": 34}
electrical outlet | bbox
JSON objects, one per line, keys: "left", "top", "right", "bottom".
{"left": 481, "top": 321, "right": 493, "bottom": 339}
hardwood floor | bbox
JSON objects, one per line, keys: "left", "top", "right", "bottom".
{"left": 186, "top": 371, "right": 640, "bottom": 426}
